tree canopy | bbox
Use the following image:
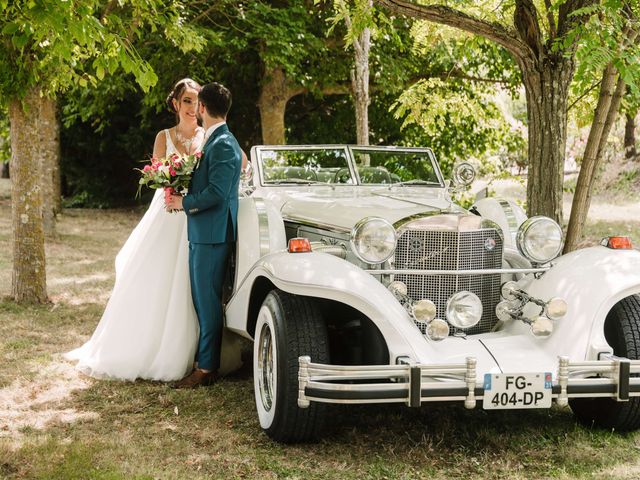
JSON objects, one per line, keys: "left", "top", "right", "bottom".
{"left": 0, "top": 0, "right": 204, "bottom": 303}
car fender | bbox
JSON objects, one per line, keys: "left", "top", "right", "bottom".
{"left": 225, "top": 250, "right": 430, "bottom": 361}
{"left": 503, "top": 246, "right": 640, "bottom": 360}
{"left": 472, "top": 197, "right": 527, "bottom": 248}
{"left": 234, "top": 196, "right": 287, "bottom": 290}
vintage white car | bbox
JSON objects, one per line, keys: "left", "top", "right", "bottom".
{"left": 222, "top": 145, "right": 640, "bottom": 443}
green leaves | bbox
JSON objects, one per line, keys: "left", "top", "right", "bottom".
{"left": 1, "top": 22, "right": 18, "bottom": 35}
{"left": 568, "top": 0, "right": 640, "bottom": 122}
{"left": 392, "top": 77, "right": 524, "bottom": 170}
{"left": 0, "top": 0, "right": 204, "bottom": 103}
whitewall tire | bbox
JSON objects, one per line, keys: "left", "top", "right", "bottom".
{"left": 252, "top": 290, "right": 329, "bottom": 442}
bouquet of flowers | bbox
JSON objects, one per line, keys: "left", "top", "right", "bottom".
{"left": 136, "top": 151, "right": 202, "bottom": 203}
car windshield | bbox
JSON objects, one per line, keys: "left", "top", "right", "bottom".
{"left": 259, "top": 148, "right": 354, "bottom": 185}
{"left": 351, "top": 148, "right": 443, "bottom": 186}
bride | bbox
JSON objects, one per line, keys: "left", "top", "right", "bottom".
{"left": 65, "top": 78, "right": 205, "bottom": 381}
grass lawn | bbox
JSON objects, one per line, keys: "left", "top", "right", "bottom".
{"left": 2, "top": 177, "right": 640, "bottom": 479}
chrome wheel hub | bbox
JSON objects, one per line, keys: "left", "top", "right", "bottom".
{"left": 257, "top": 323, "right": 275, "bottom": 411}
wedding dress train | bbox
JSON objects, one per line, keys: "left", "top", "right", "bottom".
{"left": 65, "top": 131, "right": 198, "bottom": 381}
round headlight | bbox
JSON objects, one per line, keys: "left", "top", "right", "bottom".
{"left": 350, "top": 217, "right": 397, "bottom": 264}
{"left": 388, "top": 280, "right": 407, "bottom": 297}
{"left": 412, "top": 299, "right": 437, "bottom": 323}
{"left": 545, "top": 297, "right": 568, "bottom": 320}
{"left": 426, "top": 319, "right": 450, "bottom": 341}
{"left": 446, "top": 291, "right": 483, "bottom": 330}
{"left": 531, "top": 316, "right": 554, "bottom": 337}
{"left": 500, "top": 281, "right": 519, "bottom": 301}
{"left": 495, "top": 301, "right": 514, "bottom": 322}
{"left": 516, "top": 216, "right": 563, "bottom": 264}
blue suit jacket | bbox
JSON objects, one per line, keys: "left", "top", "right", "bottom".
{"left": 183, "top": 124, "right": 242, "bottom": 244}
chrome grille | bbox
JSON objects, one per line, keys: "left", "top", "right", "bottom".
{"left": 394, "top": 227, "right": 503, "bottom": 335}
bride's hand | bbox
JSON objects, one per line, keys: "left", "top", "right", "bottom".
{"left": 166, "top": 194, "right": 184, "bottom": 212}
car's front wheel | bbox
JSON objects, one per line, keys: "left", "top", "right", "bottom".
{"left": 570, "top": 294, "right": 640, "bottom": 431}
{"left": 253, "top": 290, "right": 329, "bottom": 442}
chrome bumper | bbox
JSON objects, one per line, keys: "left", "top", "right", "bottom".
{"left": 297, "top": 355, "right": 640, "bottom": 408}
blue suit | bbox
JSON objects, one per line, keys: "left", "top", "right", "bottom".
{"left": 183, "top": 123, "right": 241, "bottom": 371}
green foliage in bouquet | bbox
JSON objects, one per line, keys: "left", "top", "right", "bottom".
{"left": 136, "top": 152, "right": 201, "bottom": 198}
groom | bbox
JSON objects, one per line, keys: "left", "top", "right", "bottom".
{"left": 167, "top": 82, "right": 242, "bottom": 388}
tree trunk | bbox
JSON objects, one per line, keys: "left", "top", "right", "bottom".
{"left": 522, "top": 60, "right": 573, "bottom": 224}
{"left": 373, "top": 0, "right": 603, "bottom": 227}
{"left": 39, "top": 96, "right": 59, "bottom": 235}
{"left": 564, "top": 66, "right": 625, "bottom": 253}
{"left": 257, "top": 64, "right": 352, "bottom": 145}
{"left": 352, "top": 24, "right": 371, "bottom": 146}
{"left": 8, "top": 86, "right": 48, "bottom": 304}
{"left": 258, "top": 66, "right": 289, "bottom": 145}
{"left": 624, "top": 112, "right": 637, "bottom": 160}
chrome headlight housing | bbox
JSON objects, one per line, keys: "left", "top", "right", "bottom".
{"left": 446, "top": 291, "right": 483, "bottom": 330}
{"left": 350, "top": 217, "right": 397, "bottom": 264}
{"left": 516, "top": 216, "right": 563, "bottom": 264}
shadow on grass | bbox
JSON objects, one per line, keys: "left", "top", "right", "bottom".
{"left": 3, "top": 363, "right": 635, "bottom": 480}
{"left": 1, "top": 302, "right": 639, "bottom": 479}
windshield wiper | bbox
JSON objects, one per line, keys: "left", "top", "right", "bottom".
{"left": 391, "top": 179, "right": 439, "bottom": 187}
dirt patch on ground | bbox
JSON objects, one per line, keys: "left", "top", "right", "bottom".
{"left": 480, "top": 176, "right": 640, "bottom": 223}
{"left": 0, "top": 361, "right": 96, "bottom": 443}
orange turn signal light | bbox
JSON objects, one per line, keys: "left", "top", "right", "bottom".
{"left": 288, "top": 237, "right": 312, "bottom": 253}
{"left": 601, "top": 236, "right": 633, "bottom": 250}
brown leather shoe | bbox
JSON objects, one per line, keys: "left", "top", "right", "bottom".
{"left": 171, "top": 369, "right": 219, "bottom": 389}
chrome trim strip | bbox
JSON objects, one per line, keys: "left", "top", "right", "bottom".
{"left": 498, "top": 199, "right": 519, "bottom": 236}
{"left": 393, "top": 211, "right": 446, "bottom": 230}
{"left": 394, "top": 212, "right": 499, "bottom": 232}
{"left": 363, "top": 267, "right": 549, "bottom": 275}
{"left": 283, "top": 215, "right": 351, "bottom": 234}
{"left": 254, "top": 198, "right": 271, "bottom": 257}
{"left": 298, "top": 356, "right": 640, "bottom": 407}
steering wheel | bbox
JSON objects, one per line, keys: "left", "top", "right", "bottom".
{"left": 333, "top": 168, "right": 352, "bottom": 184}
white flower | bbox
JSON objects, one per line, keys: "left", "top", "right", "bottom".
{"left": 160, "top": 165, "right": 171, "bottom": 179}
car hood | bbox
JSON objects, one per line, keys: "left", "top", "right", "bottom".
{"left": 269, "top": 187, "right": 463, "bottom": 231}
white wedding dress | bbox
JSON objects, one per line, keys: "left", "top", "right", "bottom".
{"left": 65, "top": 131, "right": 198, "bottom": 381}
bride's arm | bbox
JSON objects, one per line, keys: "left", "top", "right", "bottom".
{"left": 153, "top": 131, "right": 167, "bottom": 159}
{"left": 241, "top": 150, "right": 248, "bottom": 171}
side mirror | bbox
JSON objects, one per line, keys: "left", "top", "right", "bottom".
{"left": 451, "top": 161, "right": 476, "bottom": 189}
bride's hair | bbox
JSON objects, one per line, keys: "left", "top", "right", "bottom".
{"left": 166, "top": 78, "right": 202, "bottom": 113}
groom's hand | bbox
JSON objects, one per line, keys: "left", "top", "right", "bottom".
{"left": 166, "top": 195, "right": 183, "bottom": 211}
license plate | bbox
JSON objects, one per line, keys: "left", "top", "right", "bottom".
{"left": 482, "top": 372, "right": 552, "bottom": 410}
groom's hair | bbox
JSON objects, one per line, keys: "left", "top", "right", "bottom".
{"left": 198, "top": 82, "right": 232, "bottom": 119}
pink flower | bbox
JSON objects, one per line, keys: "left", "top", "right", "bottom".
{"left": 169, "top": 167, "right": 177, "bottom": 176}
{"left": 195, "top": 152, "right": 202, "bottom": 158}
{"left": 143, "top": 165, "right": 152, "bottom": 173}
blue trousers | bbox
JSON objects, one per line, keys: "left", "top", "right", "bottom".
{"left": 188, "top": 242, "right": 231, "bottom": 371}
